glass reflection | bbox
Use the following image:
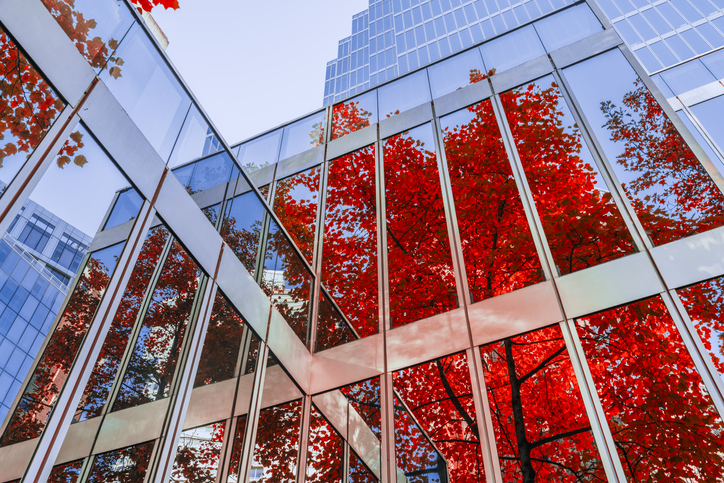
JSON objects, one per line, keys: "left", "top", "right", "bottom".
{"left": 113, "top": 239, "right": 201, "bottom": 411}
{"left": 340, "top": 378, "right": 381, "bottom": 442}
{"left": 384, "top": 124, "right": 457, "bottom": 327}
{"left": 479, "top": 26, "right": 545, "bottom": 74}
{"left": 226, "top": 415, "right": 247, "bottom": 483}
{"left": 273, "top": 167, "right": 320, "bottom": 263}
{"left": 262, "top": 221, "right": 312, "bottom": 345}
{"left": 87, "top": 441, "right": 155, "bottom": 482}
{"left": 378, "top": 71, "right": 431, "bottom": 118}
{"left": 0, "top": 243, "right": 123, "bottom": 446}
{"left": 322, "top": 146, "right": 379, "bottom": 338}
{"left": 349, "top": 451, "right": 378, "bottom": 483}
{"left": 315, "top": 291, "right": 356, "bottom": 352}
{"left": 427, "top": 48, "right": 486, "bottom": 99}
{"left": 237, "top": 130, "right": 282, "bottom": 172}
{"left": 221, "top": 191, "right": 266, "bottom": 275}
{"left": 502, "top": 76, "right": 636, "bottom": 275}
{"left": 576, "top": 297, "right": 724, "bottom": 480}
{"left": 103, "top": 188, "right": 143, "bottom": 231}
{"left": 481, "top": 325, "right": 605, "bottom": 481}
{"left": 171, "top": 422, "right": 226, "bottom": 483}
{"left": 252, "top": 399, "right": 302, "bottom": 483}
{"left": 564, "top": 50, "right": 724, "bottom": 246}
{"left": 172, "top": 151, "right": 237, "bottom": 195}
{"left": 533, "top": 4, "right": 602, "bottom": 52}
{"left": 394, "top": 352, "right": 484, "bottom": 482}
{"left": 279, "top": 112, "right": 325, "bottom": 161}
{"left": 47, "top": 459, "right": 83, "bottom": 483}
{"left": 75, "top": 227, "right": 169, "bottom": 422}
{"left": 332, "top": 90, "right": 378, "bottom": 140}
{"left": 306, "top": 406, "right": 344, "bottom": 482}
{"left": 168, "top": 105, "right": 222, "bottom": 168}
{"left": 393, "top": 394, "right": 447, "bottom": 482}
{"left": 442, "top": 99, "right": 543, "bottom": 302}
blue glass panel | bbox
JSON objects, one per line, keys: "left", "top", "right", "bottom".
{"left": 279, "top": 112, "right": 326, "bottom": 160}
{"left": 480, "top": 25, "right": 546, "bottom": 73}
{"left": 534, "top": 4, "right": 603, "bottom": 52}
{"left": 378, "top": 70, "right": 432, "bottom": 117}
{"left": 427, "top": 48, "right": 486, "bottom": 98}
{"left": 660, "top": 60, "right": 716, "bottom": 94}
{"left": 104, "top": 188, "right": 144, "bottom": 231}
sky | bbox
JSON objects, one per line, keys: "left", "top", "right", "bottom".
{"left": 152, "top": 0, "right": 369, "bottom": 145}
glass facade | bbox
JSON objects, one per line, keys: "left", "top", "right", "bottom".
{"left": 3, "top": 0, "right": 724, "bottom": 482}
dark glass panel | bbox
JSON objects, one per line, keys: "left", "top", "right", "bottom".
{"left": 75, "top": 227, "right": 169, "bottom": 422}
{"left": 349, "top": 451, "right": 378, "bottom": 483}
{"left": 564, "top": 50, "right": 724, "bottom": 246}
{"left": 306, "top": 406, "right": 344, "bottom": 482}
{"left": 194, "top": 292, "right": 246, "bottom": 387}
{"left": 261, "top": 221, "right": 312, "bottom": 345}
{"left": 332, "top": 90, "right": 378, "bottom": 140}
{"left": 221, "top": 191, "right": 266, "bottom": 275}
{"left": 0, "top": 28, "right": 66, "bottom": 187}
{"left": 171, "top": 422, "right": 226, "bottom": 483}
{"left": 481, "top": 325, "right": 605, "bottom": 481}
{"left": 576, "top": 297, "right": 724, "bottom": 480}
{"left": 226, "top": 415, "right": 247, "bottom": 483}
{"left": 0, "top": 243, "right": 123, "bottom": 446}
{"left": 252, "top": 399, "right": 302, "bottom": 483}
{"left": 384, "top": 124, "right": 457, "bottom": 327}
{"left": 113, "top": 240, "right": 201, "bottom": 411}
{"left": 677, "top": 277, "right": 724, "bottom": 382}
{"left": 103, "top": 188, "right": 144, "bottom": 231}
{"left": 315, "top": 291, "right": 357, "bottom": 352}
{"left": 273, "top": 166, "right": 321, "bottom": 263}
{"left": 322, "top": 146, "right": 379, "bottom": 338}
{"left": 502, "top": 76, "right": 636, "bottom": 275}
{"left": 442, "top": 100, "right": 543, "bottom": 303}
{"left": 48, "top": 459, "right": 83, "bottom": 483}
{"left": 87, "top": 441, "right": 155, "bottom": 482}
{"left": 39, "top": 0, "right": 133, "bottom": 70}
{"left": 394, "top": 352, "right": 484, "bottom": 482}
{"left": 393, "top": 394, "right": 447, "bottom": 482}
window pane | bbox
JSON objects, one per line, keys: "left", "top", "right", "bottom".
{"left": 221, "top": 190, "right": 266, "bottom": 275}
{"left": 393, "top": 394, "right": 447, "bottom": 481}
{"left": 48, "top": 460, "right": 84, "bottom": 483}
{"left": 534, "top": 4, "right": 603, "bottom": 52}
{"left": 322, "top": 146, "right": 379, "bottom": 339}
{"left": 172, "top": 151, "right": 236, "bottom": 194}
{"left": 237, "top": 129, "right": 283, "bottom": 171}
{"left": 273, "top": 166, "right": 321, "bottom": 263}
{"left": 660, "top": 60, "right": 716, "bottom": 95}
{"left": 103, "top": 188, "right": 144, "bottom": 231}
{"left": 279, "top": 112, "right": 325, "bottom": 161}
{"left": 168, "top": 105, "right": 222, "bottom": 168}
{"left": 306, "top": 407, "right": 344, "bottom": 482}
{"left": 564, "top": 50, "right": 724, "bottom": 246}
{"left": 442, "top": 101, "right": 544, "bottom": 302}
{"left": 481, "top": 325, "right": 605, "bottom": 480}
{"left": 226, "top": 415, "right": 248, "bottom": 482}
{"left": 384, "top": 124, "right": 457, "bottom": 327}
{"left": 171, "top": 422, "right": 226, "bottom": 482}
{"left": 479, "top": 25, "right": 546, "bottom": 73}
{"left": 252, "top": 399, "right": 302, "bottom": 482}
{"left": 349, "top": 450, "right": 377, "bottom": 483}
{"left": 690, "top": 95, "right": 724, "bottom": 156}
{"left": 501, "top": 75, "right": 636, "bottom": 275}
{"left": 332, "top": 90, "right": 379, "bottom": 140}
{"left": 315, "top": 291, "right": 357, "bottom": 352}
{"left": 575, "top": 297, "right": 724, "bottom": 480}
{"left": 87, "top": 441, "right": 155, "bottom": 482}
{"left": 378, "top": 70, "right": 432, "bottom": 118}
{"left": 427, "top": 48, "right": 486, "bottom": 99}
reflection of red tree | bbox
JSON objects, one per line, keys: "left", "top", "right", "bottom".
{"left": 87, "top": 441, "right": 155, "bottom": 482}
{"left": 273, "top": 168, "right": 320, "bottom": 263}
{"left": 306, "top": 407, "right": 344, "bottom": 482}
{"left": 679, "top": 277, "right": 724, "bottom": 376}
{"left": 171, "top": 423, "right": 226, "bottom": 483}
{"left": 252, "top": 400, "right": 302, "bottom": 483}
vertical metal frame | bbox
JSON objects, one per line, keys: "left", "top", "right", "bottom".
{"left": 295, "top": 395, "right": 313, "bottom": 483}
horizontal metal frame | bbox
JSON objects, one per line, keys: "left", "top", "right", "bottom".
{"left": 379, "top": 102, "right": 434, "bottom": 139}
{"left": 549, "top": 28, "right": 623, "bottom": 70}
{"left": 274, "top": 145, "right": 325, "bottom": 181}
{"left": 326, "top": 123, "right": 377, "bottom": 161}
{"left": 490, "top": 55, "right": 555, "bottom": 94}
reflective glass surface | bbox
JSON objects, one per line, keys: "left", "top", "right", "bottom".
{"left": 378, "top": 70, "right": 432, "bottom": 118}
{"left": 384, "top": 124, "right": 457, "bottom": 327}
{"left": 75, "top": 227, "right": 169, "bottom": 422}
{"left": 332, "top": 90, "right": 378, "bottom": 140}
{"left": 442, "top": 100, "right": 543, "bottom": 302}
{"left": 113, "top": 239, "right": 202, "bottom": 411}
{"left": 502, "top": 76, "right": 636, "bottom": 275}
{"left": 237, "top": 130, "right": 282, "bottom": 172}
{"left": 273, "top": 166, "right": 320, "bottom": 263}
{"left": 564, "top": 50, "right": 724, "bottom": 246}
{"left": 690, "top": 95, "right": 724, "bottom": 156}
{"left": 315, "top": 291, "right": 356, "bottom": 352}
{"left": 481, "top": 325, "right": 604, "bottom": 481}
{"left": 322, "top": 146, "right": 379, "bottom": 338}
{"left": 221, "top": 191, "right": 266, "bottom": 275}
{"left": 349, "top": 451, "right": 377, "bottom": 483}
{"left": 46, "top": 460, "right": 83, "bottom": 483}
{"left": 393, "top": 394, "right": 447, "bottom": 481}
{"left": 306, "top": 406, "right": 344, "bottom": 482}
{"left": 394, "top": 351, "right": 484, "bottom": 482}
{"left": 87, "top": 441, "right": 155, "bottom": 482}
{"left": 660, "top": 60, "right": 716, "bottom": 95}
{"left": 226, "top": 415, "right": 248, "bottom": 483}
{"left": 172, "top": 151, "right": 237, "bottom": 195}
{"left": 168, "top": 105, "right": 222, "bottom": 168}
{"left": 340, "top": 377, "right": 381, "bottom": 442}
{"left": 533, "top": 4, "right": 602, "bottom": 52}
{"left": 479, "top": 25, "right": 546, "bottom": 74}
{"left": 279, "top": 112, "right": 325, "bottom": 161}
{"left": 576, "top": 297, "right": 724, "bottom": 480}
{"left": 252, "top": 399, "right": 302, "bottom": 482}
{"left": 676, "top": 109, "right": 724, "bottom": 173}
{"left": 171, "top": 422, "right": 226, "bottom": 482}
{"left": 103, "top": 188, "right": 144, "bottom": 231}
{"left": 427, "top": 48, "right": 486, "bottom": 99}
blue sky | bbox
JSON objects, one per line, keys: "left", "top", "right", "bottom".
{"left": 153, "top": 0, "right": 369, "bottom": 145}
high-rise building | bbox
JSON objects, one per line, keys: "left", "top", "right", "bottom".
{"left": 3, "top": 0, "right": 724, "bottom": 482}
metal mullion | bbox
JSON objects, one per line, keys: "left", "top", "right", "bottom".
{"left": 380, "top": 373, "right": 396, "bottom": 483}
{"left": 584, "top": 0, "right": 614, "bottom": 29}
{"left": 295, "top": 395, "right": 313, "bottom": 483}
{"left": 310, "top": 158, "right": 330, "bottom": 353}
{"left": 377, "top": 137, "right": 391, "bottom": 332}
{"left": 467, "top": 348, "right": 503, "bottom": 483}
{"left": 679, "top": 105, "right": 724, "bottom": 167}
{"left": 551, "top": 69, "right": 648, "bottom": 253}
{"left": 74, "top": 454, "right": 94, "bottom": 483}
{"left": 254, "top": 164, "right": 279, "bottom": 286}
{"left": 561, "top": 319, "right": 628, "bottom": 482}
{"left": 342, "top": 442, "right": 351, "bottom": 483}
{"left": 489, "top": 92, "right": 557, "bottom": 281}
{"left": 216, "top": 416, "right": 237, "bottom": 483}
{"left": 237, "top": 337, "right": 270, "bottom": 483}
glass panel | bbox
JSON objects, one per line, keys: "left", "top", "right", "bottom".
{"left": 48, "top": 459, "right": 84, "bottom": 483}
{"left": 332, "top": 90, "right": 378, "bottom": 140}
{"left": 171, "top": 422, "right": 226, "bottom": 482}
{"left": 349, "top": 451, "right": 377, "bottom": 483}
{"left": 221, "top": 191, "right": 266, "bottom": 275}
{"left": 279, "top": 112, "right": 325, "bottom": 161}
{"left": 533, "top": 4, "right": 603, "bottom": 52}
{"left": 322, "top": 146, "right": 378, "bottom": 339}
{"left": 87, "top": 441, "right": 155, "bottom": 482}
{"left": 74, "top": 226, "right": 169, "bottom": 422}
{"left": 690, "top": 95, "right": 724, "bottom": 155}
{"left": 168, "top": 105, "right": 222, "bottom": 168}
{"left": 172, "top": 151, "right": 236, "bottom": 195}
{"left": 0, "top": 28, "right": 66, "bottom": 188}
{"left": 427, "top": 48, "right": 487, "bottom": 99}
{"left": 340, "top": 377, "right": 382, "bottom": 441}
{"left": 261, "top": 221, "right": 312, "bottom": 345}
{"left": 237, "top": 130, "right": 283, "bottom": 172}
{"left": 378, "top": 70, "right": 432, "bottom": 118}
{"left": 394, "top": 352, "right": 485, "bottom": 482}
{"left": 226, "top": 415, "right": 247, "bottom": 483}
{"left": 479, "top": 25, "right": 546, "bottom": 74}
{"left": 252, "top": 399, "right": 303, "bottom": 482}
{"left": 39, "top": 0, "right": 133, "bottom": 71}
{"left": 315, "top": 290, "right": 357, "bottom": 352}
{"left": 676, "top": 108, "right": 724, "bottom": 172}
{"left": 273, "top": 166, "right": 321, "bottom": 263}
{"left": 113, "top": 239, "right": 202, "bottom": 411}
{"left": 442, "top": 101, "right": 544, "bottom": 303}
{"left": 393, "top": 394, "right": 447, "bottom": 481}
{"left": 103, "top": 188, "right": 144, "bottom": 231}
{"left": 384, "top": 124, "right": 457, "bottom": 327}
{"left": 575, "top": 297, "right": 724, "bottom": 480}
{"left": 660, "top": 60, "right": 716, "bottom": 95}
{"left": 194, "top": 292, "right": 247, "bottom": 387}
{"left": 502, "top": 75, "right": 636, "bottom": 275}
{"left": 99, "top": 23, "right": 191, "bottom": 161}
{"left": 481, "top": 325, "right": 605, "bottom": 481}
{"left": 564, "top": 50, "right": 724, "bottom": 246}
{"left": 306, "top": 406, "right": 344, "bottom": 482}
